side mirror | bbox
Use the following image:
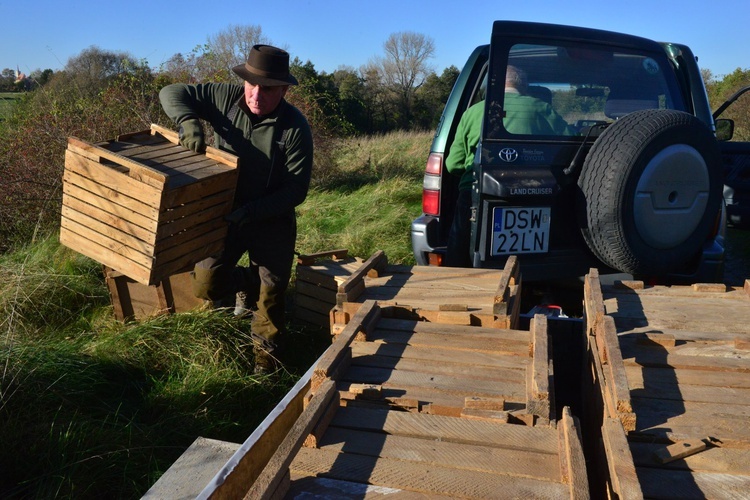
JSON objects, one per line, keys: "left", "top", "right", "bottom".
{"left": 716, "top": 118, "right": 735, "bottom": 142}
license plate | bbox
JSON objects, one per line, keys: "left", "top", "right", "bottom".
{"left": 491, "top": 207, "right": 551, "bottom": 255}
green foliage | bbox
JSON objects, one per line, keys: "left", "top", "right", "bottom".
{"left": 0, "top": 53, "right": 176, "bottom": 251}
{"left": 705, "top": 67, "right": 750, "bottom": 141}
{"left": 297, "top": 131, "right": 432, "bottom": 265}
{"left": 0, "top": 236, "right": 311, "bottom": 499}
{"left": 0, "top": 128, "right": 430, "bottom": 497}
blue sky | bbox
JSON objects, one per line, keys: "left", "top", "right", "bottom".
{"left": 2, "top": 0, "right": 748, "bottom": 79}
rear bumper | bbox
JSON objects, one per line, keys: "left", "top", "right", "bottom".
{"left": 410, "top": 215, "right": 443, "bottom": 266}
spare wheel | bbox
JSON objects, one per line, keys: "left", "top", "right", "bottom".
{"left": 577, "top": 108, "right": 722, "bottom": 275}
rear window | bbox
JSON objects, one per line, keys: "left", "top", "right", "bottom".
{"left": 484, "top": 42, "right": 686, "bottom": 139}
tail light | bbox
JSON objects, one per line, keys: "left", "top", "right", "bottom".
{"left": 422, "top": 153, "right": 443, "bottom": 216}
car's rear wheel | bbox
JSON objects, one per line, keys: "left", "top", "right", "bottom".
{"left": 577, "top": 109, "right": 722, "bottom": 275}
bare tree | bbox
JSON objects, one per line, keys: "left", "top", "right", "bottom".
{"left": 366, "top": 31, "right": 435, "bottom": 128}
{"left": 199, "top": 24, "right": 271, "bottom": 82}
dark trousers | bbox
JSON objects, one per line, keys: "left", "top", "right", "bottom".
{"left": 192, "top": 214, "right": 296, "bottom": 346}
{"left": 445, "top": 188, "right": 473, "bottom": 267}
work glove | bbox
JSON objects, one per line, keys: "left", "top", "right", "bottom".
{"left": 178, "top": 119, "right": 205, "bottom": 153}
{"left": 225, "top": 204, "right": 251, "bottom": 226}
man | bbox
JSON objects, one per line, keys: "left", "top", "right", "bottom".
{"left": 444, "top": 65, "right": 573, "bottom": 266}
{"left": 503, "top": 65, "right": 574, "bottom": 136}
{"left": 159, "top": 45, "right": 314, "bottom": 374}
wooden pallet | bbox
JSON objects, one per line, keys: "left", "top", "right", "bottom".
{"left": 320, "top": 253, "right": 522, "bottom": 333}
{"left": 195, "top": 300, "right": 589, "bottom": 499}
{"left": 584, "top": 272, "right": 750, "bottom": 499}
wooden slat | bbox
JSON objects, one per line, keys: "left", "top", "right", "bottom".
{"left": 67, "top": 136, "right": 167, "bottom": 186}
{"left": 601, "top": 417, "right": 642, "bottom": 500}
{"left": 493, "top": 255, "right": 519, "bottom": 315}
{"left": 150, "top": 123, "right": 239, "bottom": 167}
{"left": 635, "top": 467, "right": 750, "bottom": 499}
{"left": 290, "top": 446, "right": 569, "bottom": 499}
{"left": 64, "top": 150, "right": 163, "bottom": 211}
{"left": 350, "top": 339, "right": 529, "bottom": 371}
{"left": 558, "top": 407, "right": 590, "bottom": 499}
{"left": 528, "top": 314, "right": 550, "bottom": 418}
{"left": 329, "top": 406, "right": 559, "bottom": 453}
{"left": 312, "top": 301, "right": 380, "bottom": 390}
{"left": 242, "top": 379, "right": 337, "bottom": 500}
{"left": 315, "top": 426, "right": 561, "bottom": 481}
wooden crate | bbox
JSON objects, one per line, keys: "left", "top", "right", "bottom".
{"left": 104, "top": 266, "right": 204, "bottom": 321}
{"left": 584, "top": 270, "right": 750, "bottom": 499}
{"left": 60, "top": 124, "right": 239, "bottom": 286}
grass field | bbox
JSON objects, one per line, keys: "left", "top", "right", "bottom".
{"left": 0, "top": 129, "right": 432, "bottom": 498}
{"left": 0, "top": 92, "right": 21, "bottom": 122}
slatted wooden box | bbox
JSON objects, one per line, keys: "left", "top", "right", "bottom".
{"left": 60, "top": 124, "right": 239, "bottom": 286}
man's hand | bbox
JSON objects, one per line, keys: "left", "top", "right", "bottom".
{"left": 178, "top": 119, "right": 206, "bottom": 153}
{"left": 225, "top": 205, "right": 250, "bottom": 225}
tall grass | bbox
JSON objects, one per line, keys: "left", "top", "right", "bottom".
{"left": 0, "top": 130, "right": 431, "bottom": 498}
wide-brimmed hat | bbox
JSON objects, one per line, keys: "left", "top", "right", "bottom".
{"left": 232, "top": 45, "right": 298, "bottom": 86}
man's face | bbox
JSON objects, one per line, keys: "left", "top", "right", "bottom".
{"left": 244, "top": 81, "right": 288, "bottom": 116}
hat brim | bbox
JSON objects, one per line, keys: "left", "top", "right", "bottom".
{"left": 232, "top": 64, "right": 298, "bottom": 86}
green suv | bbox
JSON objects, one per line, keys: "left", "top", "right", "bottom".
{"left": 411, "top": 20, "right": 750, "bottom": 283}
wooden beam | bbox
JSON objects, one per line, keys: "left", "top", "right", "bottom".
{"left": 558, "top": 407, "right": 590, "bottom": 499}
{"left": 601, "top": 417, "right": 643, "bottom": 499}
{"left": 528, "top": 314, "right": 551, "bottom": 419}
{"left": 312, "top": 300, "right": 380, "bottom": 390}
{"left": 243, "top": 379, "right": 337, "bottom": 499}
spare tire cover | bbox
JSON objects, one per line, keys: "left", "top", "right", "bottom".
{"left": 577, "top": 109, "right": 722, "bottom": 275}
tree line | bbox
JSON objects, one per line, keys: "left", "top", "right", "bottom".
{"left": 1, "top": 23, "right": 748, "bottom": 251}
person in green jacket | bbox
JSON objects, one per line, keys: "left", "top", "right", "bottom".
{"left": 444, "top": 99, "right": 483, "bottom": 267}
{"left": 502, "top": 65, "right": 575, "bottom": 136}
{"left": 444, "top": 65, "right": 573, "bottom": 267}
{"left": 159, "top": 45, "right": 314, "bottom": 374}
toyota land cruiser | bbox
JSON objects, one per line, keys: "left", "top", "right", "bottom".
{"left": 411, "top": 20, "right": 750, "bottom": 283}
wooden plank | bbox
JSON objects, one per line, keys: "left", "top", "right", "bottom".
{"left": 374, "top": 318, "right": 530, "bottom": 341}
{"left": 150, "top": 123, "right": 239, "bottom": 167}
{"left": 198, "top": 365, "right": 312, "bottom": 499}
{"left": 493, "top": 255, "right": 519, "bottom": 315}
{"left": 59, "top": 225, "right": 151, "bottom": 285}
{"left": 161, "top": 169, "right": 237, "bottom": 207}
{"left": 631, "top": 396, "right": 750, "bottom": 442}
{"left": 63, "top": 151, "right": 162, "bottom": 211}
{"left": 625, "top": 364, "right": 750, "bottom": 390}
{"left": 350, "top": 339, "right": 529, "bottom": 371}
{"left": 296, "top": 249, "right": 349, "bottom": 266}
{"left": 338, "top": 250, "right": 388, "bottom": 295}
{"left": 290, "top": 446, "right": 569, "bottom": 499}
{"left": 601, "top": 417, "right": 642, "bottom": 500}
{"left": 312, "top": 301, "right": 380, "bottom": 390}
{"left": 62, "top": 205, "right": 155, "bottom": 255}
{"left": 635, "top": 467, "right": 750, "bottom": 499}
{"left": 528, "top": 314, "right": 550, "bottom": 419}
{"left": 340, "top": 365, "right": 527, "bottom": 402}
{"left": 598, "top": 316, "right": 633, "bottom": 414}
{"left": 583, "top": 268, "right": 605, "bottom": 336}
{"left": 328, "top": 406, "right": 559, "bottom": 453}
{"left": 316, "top": 426, "right": 561, "bottom": 481}
{"left": 620, "top": 337, "right": 750, "bottom": 373}
{"left": 367, "top": 327, "right": 529, "bottom": 356}
{"left": 67, "top": 136, "right": 167, "bottom": 186}
{"left": 62, "top": 183, "right": 158, "bottom": 233}
{"left": 629, "top": 441, "right": 750, "bottom": 473}
{"left": 653, "top": 437, "right": 709, "bottom": 464}
{"left": 242, "top": 379, "right": 336, "bottom": 500}
{"left": 558, "top": 407, "right": 589, "bottom": 499}
{"left": 287, "top": 474, "right": 456, "bottom": 499}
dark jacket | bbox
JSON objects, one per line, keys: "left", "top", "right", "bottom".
{"left": 159, "top": 83, "right": 314, "bottom": 221}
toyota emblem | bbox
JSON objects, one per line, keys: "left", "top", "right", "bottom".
{"left": 499, "top": 148, "right": 519, "bottom": 162}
